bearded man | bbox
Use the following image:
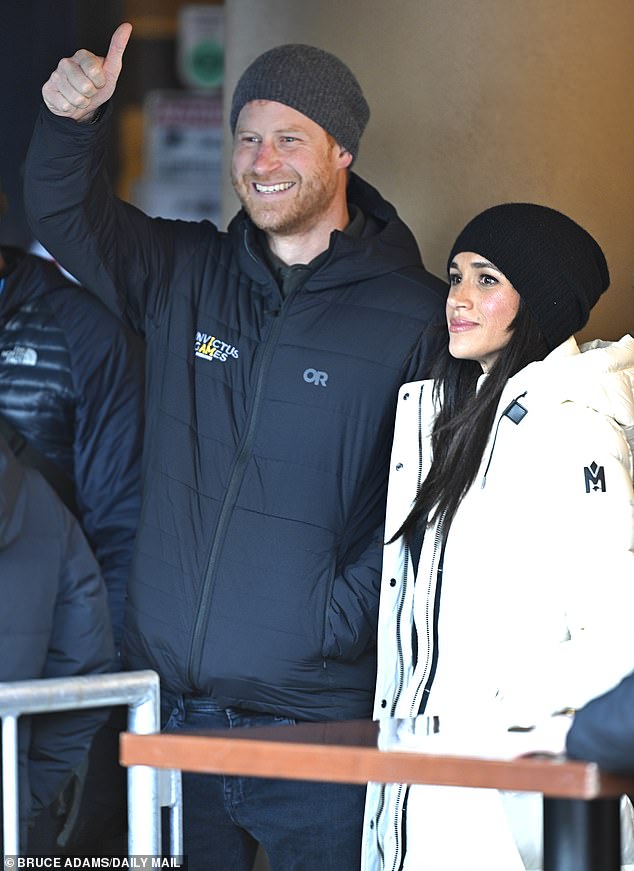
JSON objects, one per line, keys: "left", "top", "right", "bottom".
{"left": 25, "top": 26, "right": 447, "bottom": 871}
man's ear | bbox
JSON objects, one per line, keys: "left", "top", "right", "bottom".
{"left": 338, "top": 148, "right": 354, "bottom": 169}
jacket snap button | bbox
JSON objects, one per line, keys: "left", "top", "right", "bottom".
{"left": 381, "top": 699, "right": 387, "bottom": 708}
{"left": 395, "top": 463, "right": 403, "bottom": 470}
{"left": 389, "top": 578, "right": 396, "bottom": 587}
{"left": 403, "top": 392, "right": 409, "bottom": 400}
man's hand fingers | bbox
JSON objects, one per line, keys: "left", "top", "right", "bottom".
{"left": 74, "top": 49, "right": 108, "bottom": 90}
{"left": 102, "top": 22, "right": 133, "bottom": 81}
{"left": 41, "top": 23, "right": 131, "bottom": 123}
{"left": 42, "top": 55, "right": 102, "bottom": 119}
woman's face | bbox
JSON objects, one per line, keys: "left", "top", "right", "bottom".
{"left": 447, "top": 251, "right": 521, "bottom": 373}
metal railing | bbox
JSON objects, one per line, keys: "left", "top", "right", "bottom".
{"left": 0, "top": 670, "right": 182, "bottom": 858}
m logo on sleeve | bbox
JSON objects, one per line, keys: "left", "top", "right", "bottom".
{"left": 584, "top": 462, "right": 606, "bottom": 493}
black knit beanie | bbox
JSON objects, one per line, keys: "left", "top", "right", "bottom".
{"left": 448, "top": 203, "right": 610, "bottom": 351}
{"left": 230, "top": 44, "right": 370, "bottom": 160}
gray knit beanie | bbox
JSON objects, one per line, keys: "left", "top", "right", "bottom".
{"left": 448, "top": 203, "right": 610, "bottom": 351}
{"left": 230, "top": 44, "right": 370, "bottom": 160}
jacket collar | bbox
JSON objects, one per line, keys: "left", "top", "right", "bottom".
{"left": 228, "top": 172, "right": 424, "bottom": 290}
{"left": 499, "top": 334, "right": 634, "bottom": 431}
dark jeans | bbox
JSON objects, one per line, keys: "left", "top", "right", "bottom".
{"left": 161, "top": 693, "right": 366, "bottom": 871}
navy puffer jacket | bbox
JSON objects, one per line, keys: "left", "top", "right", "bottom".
{"left": 25, "top": 106, "right": 447, "bottom": 720}
{"left": 0, "top": 247, "right": 144, "bottom": 647}
{"left": 0, "top": 437, "right": 114, "bottom": 832}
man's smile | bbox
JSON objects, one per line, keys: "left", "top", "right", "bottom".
{"left": 253, "top": 181, "right": 296, "bottom": 194}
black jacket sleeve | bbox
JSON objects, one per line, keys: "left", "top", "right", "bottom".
{"left": 62, "top": 288, "right": 144, "bottom": 648}
{"left": 24, "top": 104, "right": 210, "bottom": 335}
{"left": 28, "top": 509, "right": 115, "bottom": 813}
{"left": 566, "top": 671, "right": 634, "bottom": 772}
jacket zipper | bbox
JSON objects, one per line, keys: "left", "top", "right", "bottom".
{"left": 382, "top": 385, "right": 444, "bottom": 871}
{"left": 382, "top": 387, "right": 425, "bottom": 871}
{"left": 392, "top": 782, "right": 410, "bottom": 871}
{"left": 410, "top": 512, "right": 446, "bottom": 717}
{"left": 373, "top": 781, "right": 408, "bottom": 871}
{"left": 391, "top": 384, "right": 426, "bottom": 716}
{"left": 383, "top": 524, "right": 445, "bottom": 871}
{"left": 186, "top": 247, "right": 296, "bottom": 687}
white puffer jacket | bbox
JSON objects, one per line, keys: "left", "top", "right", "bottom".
{"left": 363, "top": 335, "right": 634, "bottom": 871}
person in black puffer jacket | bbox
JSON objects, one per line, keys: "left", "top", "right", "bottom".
{"left": 0, "top": 186, "right": 144, "bottom": 854}
{"left": 0, "top": 435, "right": 114, "bottom": 853}
{"left": 0, "top": 240, "right": 144, "bottom": 649}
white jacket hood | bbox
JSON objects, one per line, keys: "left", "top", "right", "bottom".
{"left": 575, "top": 334, "right": 634, "bottom": 450}
{"left": 516, "top": 333, "right": 634, "bottom": 426}
{"left": 493, "top": 334, "right": 634, "bottom": 471}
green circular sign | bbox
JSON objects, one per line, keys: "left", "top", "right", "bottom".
{"left": 187, "top": 41, "right": 224, "bottom": 89}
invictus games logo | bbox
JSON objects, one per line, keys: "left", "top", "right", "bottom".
{"left": 194, "top": 330, "right": 239, "bottom": 364}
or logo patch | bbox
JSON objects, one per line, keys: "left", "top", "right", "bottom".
{"left": 303, "top": 368, "right": 328, "bottom": 387}
{"left": 1, "top": 345, "right": 38, "bottom": 366}
{"left": 194, "top": 331, "right": 239, "bottom": 364}
{"left": 584, "top": 462, "right": 606, "bottom": 493}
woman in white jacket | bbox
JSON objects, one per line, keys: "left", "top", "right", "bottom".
{"left": 362, "top": 203, "right": 634, "bottom": 871}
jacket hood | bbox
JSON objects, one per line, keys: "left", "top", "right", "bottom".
{"left": 0, "top": 247, "right": 71, "bottom": 316}
{"left": 524, "top": 334, "right": 633, "bottom": 418}
{"left": 0, "top": 438, "right": 26, "bottom": 549}
{"left": 574, "top": 335, "right": 634, "bottom": 426}
{"left": 505, "top": 334, "right": 634, "bottom": 454}
{"left": 227, "top": 172, "right": 426, "bottom": 290}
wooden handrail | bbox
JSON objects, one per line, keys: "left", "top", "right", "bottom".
{"left": 119, "top": 718, "right": 634, "bottom": 800}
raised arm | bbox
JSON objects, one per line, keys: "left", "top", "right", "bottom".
{"left": 26, "top": 20, "right": 212, "bottom": 333}
{"left": 42, "top": 22, "right": 132, "bottom": 123}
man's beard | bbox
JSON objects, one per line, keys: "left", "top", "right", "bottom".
{"left": 232, "top": 165, "right": 339, "bottom": 237}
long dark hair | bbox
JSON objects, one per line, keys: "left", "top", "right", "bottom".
{"left": 394, "top": 299, "right": 549, "bottom": 543}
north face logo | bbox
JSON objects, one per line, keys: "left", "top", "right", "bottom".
{"left": 1, "top": 345, "right": 38, "bottom": 366}
{"left": 584, "top": 462, "right": 606, "bottom": 493}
